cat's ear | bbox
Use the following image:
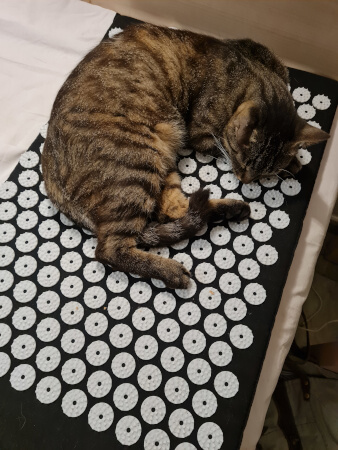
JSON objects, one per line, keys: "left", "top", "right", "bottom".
{"left": 294, "top": 120, "right": 330, "bottom": 147}
{"left": 231, "top": 101, "right": 258, "bottom": 149}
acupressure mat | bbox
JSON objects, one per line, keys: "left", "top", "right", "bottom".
{"left": 0, "top": 14, "right": 337, "bottom": 450}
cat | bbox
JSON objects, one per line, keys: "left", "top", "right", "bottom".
{"left": 42, "top": 23, "right": 329, "bottom": 289}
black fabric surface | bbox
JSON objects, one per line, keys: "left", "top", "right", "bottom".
{"left": 0, "top": 14, "right": 337, "bottom": 450}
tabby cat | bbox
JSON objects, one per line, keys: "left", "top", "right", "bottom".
{"left": 42, "top": 24, "right": 329, "bottom": 289}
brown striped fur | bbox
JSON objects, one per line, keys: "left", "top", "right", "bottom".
{"left": 42, "top": 24, "right": 328, "bottom": 288}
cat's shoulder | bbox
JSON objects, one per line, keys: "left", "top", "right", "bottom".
{"left": 228, "top": 38, "right": 289, "bottom": 83}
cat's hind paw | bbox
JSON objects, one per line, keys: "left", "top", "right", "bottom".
{"left": 163, "top": 260, "right": 191, "bottom": 290}
{"left": 188, "top": 188, "right": 210, "bottom": 213}
{"left": 210, "top": 198, "right": 250, "bottom": 221}
{"left": 225, "top": 200, "right": 251, "bottom": 221}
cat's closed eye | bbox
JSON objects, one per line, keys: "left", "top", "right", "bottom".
{"left": 222, "top": 99, "right": 328, "bottom": 183}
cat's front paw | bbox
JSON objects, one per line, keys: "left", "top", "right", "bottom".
{"left": 187, "top": 134, "right": 224, "bottom": 158}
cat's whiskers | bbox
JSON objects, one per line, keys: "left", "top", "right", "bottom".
{"left": 274, "top": 173, "right": 284, "bottom": 181}
{"left": 279, "top": 168, "right": 295, "bottom": 179}
{"left": 203, "top": 154, "right": 219, "bottom": 161}
{"left": 211, "top": 134, "right": 231, "bottom": 163}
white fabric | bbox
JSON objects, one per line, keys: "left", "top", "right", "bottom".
{"left": 0, "top": 0, "right": 115, "bottom": 183}
{"left": 0, "top": 2, "right": 337, "bottom": 448}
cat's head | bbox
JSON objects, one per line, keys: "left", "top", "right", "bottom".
{"left": 223, "top": 100, "right": 329, "bottom": 183}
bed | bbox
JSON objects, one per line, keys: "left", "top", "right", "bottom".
{"left": 0, "top": 1, "right": 337, "bottom": 449}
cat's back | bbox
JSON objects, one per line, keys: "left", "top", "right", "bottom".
{"left": 43, "top": 23, "right": 205, "bottom": 173}
{"left": 42, "top": 24, "right": 198, "bottom": 224}
{"left": 49, "top": 24, "right": 200, "bottom": 118}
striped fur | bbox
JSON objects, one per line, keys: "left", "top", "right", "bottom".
{"left": 42, "top": 24, "right": 328, "bottom": 288}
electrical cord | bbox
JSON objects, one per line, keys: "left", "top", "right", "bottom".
{"left": 298, "top": 286, "right": 338, "bottom": 333}
{"left": 298, "top": 319, "right": 338, "bottom": 333}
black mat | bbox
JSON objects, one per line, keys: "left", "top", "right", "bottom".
{"left": 0, "top": 14, "right": 337, "bottom": 450}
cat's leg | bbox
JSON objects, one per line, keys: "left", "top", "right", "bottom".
{"left": 95, "top": 229, "right": 190, "bottom": 289}
{"left": 138, "top": 188, "right": 250, "bottom": 247}
{"left": 188, "top": 132, "right": 222, "bottom": 157}
{"left": 157, "top": 172, "right": 189, "bottom": 222}
{"left": 187, "top": 117, "right": 224, "bottom": 157}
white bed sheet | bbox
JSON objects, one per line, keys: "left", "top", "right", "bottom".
{"left": 0, "top": 1, "right": 337, "bottom": 449}
{"left": 0, "top": 0, "right": 115, "bottom": 183}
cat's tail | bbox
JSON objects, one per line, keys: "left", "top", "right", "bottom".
{"left": 137, "top": 189, "right": 250, "bottom": 248}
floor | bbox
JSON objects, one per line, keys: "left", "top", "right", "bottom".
{"left": 295, "top": 218, "right": 338, "bottom": 370}
{"left": 258, "top": 217, "right": 338, "bottom": 448}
